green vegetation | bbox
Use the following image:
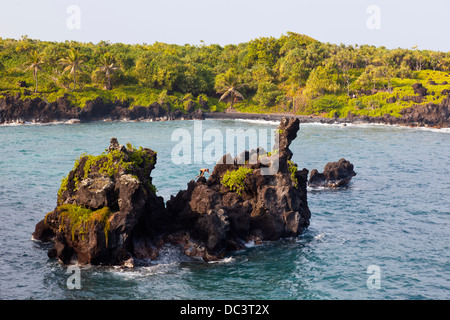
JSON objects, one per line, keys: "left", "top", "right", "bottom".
{"left": 221, "top": 167, "right": 254, "bottom": 195}
{"left": 287, "top": 160, "right": 298, "bottom": 188}
{"left": 57, "top": 204, "right": 111, "bottom": 244}
{"left": 57, "top": 145, "right": 157, "bottom": 202}
{"left": 97, "top": 52, "right": 120, "bottom": 90}
{"left": 58, "top": 175, "right": 69, "bottom": 199}
{"left": 215, "top": 68, "right": 246, "bottom": 109}
{"left": 24, "top": 50, "right": 44, "bottom": 92}
{"left": 59, "top": 48, "right": 88, "bottom": 91}
{"left": 83, "top": 149, "right": 128, "bottom": 178}
{"left": 1, "top": 32, "right": 449, "bottom": 117}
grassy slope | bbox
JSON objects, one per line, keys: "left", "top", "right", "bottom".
{"left": 324, "top": 70, "right": 450, "bottom": 118}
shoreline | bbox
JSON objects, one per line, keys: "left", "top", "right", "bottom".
{"left": 204, "top": 111, "right": 450, "bottom": 129}
{"left": 1, "top": 94, "right": 449, "bottom": 129}
{"left": 1, "top": 110, "right": 450, "bottom": 130}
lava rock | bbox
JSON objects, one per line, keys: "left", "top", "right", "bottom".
{"left": 412, "top": 83, "right": 428, "bottom": 96}
{"left": 33, "top": 138, "right": 166, "bottom": 266}
{"left": 308, "top": 158, "right": 356, "bottom": 188}
{"left": 165, "top": 118, "right": 311, "bottom": 261}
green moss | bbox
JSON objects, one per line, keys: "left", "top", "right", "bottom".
{"left": 287, "top": 160, "right": 298, "bottom": 188}
{"left": 57, "top": 145, "right": 158, "bottom": 205}
{"left": 58, "top": 175, "right": 69, "bottom": 199}
{"left": 221, "top": 167, "right": 254, "bottom": 195}
{"left": 82, "top": 149, "right": 134, "bottom": 179}
{"left": 267, "top": 148, "right": 278, "bottom": 157}
{"left": 57, "top": 204, "right": 111, "bottom": 245}
{"left": 146, "top": 180, "right": 158, "bottom": 194}
{"left": 128, "top": 146, "right": 146, "bottom": 167}
{"left": 44, "top": 211, "right": 52, "bottom": 225}
{"left": 98, "top": 150, "right": 125, "bottom": 177}
{"left": 57, "top": 154, "right": 85, "bottom": 201}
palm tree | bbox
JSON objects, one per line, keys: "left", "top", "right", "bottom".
{"left": 24, "top": 51, "right": 45, "bottom": 93}
{"left": 98, "top": 53, "right": 120, "bottom": 90}
{"left": 217, "top": 84, "right": 245, "bottom": 110}
{"left": 215, "top": 70, "right": 246, "bottom": 110}
{"left": 59, "top": 48, "right": 87, "bottom": 91}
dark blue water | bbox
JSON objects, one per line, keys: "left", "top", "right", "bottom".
{"left": 0, "top": 119, "right": 449, "bottom": 300}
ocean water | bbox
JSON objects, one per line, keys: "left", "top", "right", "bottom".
{"left": 0, "top": 119, "right": 449, "bottom": 300}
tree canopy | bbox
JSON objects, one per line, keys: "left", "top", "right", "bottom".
{"left": 0, "top": 32, "right": 449, "bottom": 118}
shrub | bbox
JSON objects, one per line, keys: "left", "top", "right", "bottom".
{"left": 287, "top": 160, "right": 298, "bottom": 188}
{"left": 221, "top": 167, "right": 254, "bottom": 195}
{"left": 253, "top": 81, "right": 284, "bottom": 107}
{"left": 311, "top": 94, "right": 347, "bottom": 114}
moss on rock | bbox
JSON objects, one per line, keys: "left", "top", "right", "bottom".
{"left": 221, "top": 167, "right": 254, "bottom": 195}
{"left": 57, "top": 204, "right": 111, "bottom": 244}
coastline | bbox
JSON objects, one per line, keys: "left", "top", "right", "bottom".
{"left": 204, "top": 110, "right": 450, "bottom": 129}
{"left": 2, "top": 110, "right": 449, "bottom": 130}
{"left": 1, "top": 94, "right": 449, "bottom": 129}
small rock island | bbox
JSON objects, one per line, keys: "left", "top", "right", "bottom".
{"left": 33, "top": 118, "right": 355, "bottom": 266}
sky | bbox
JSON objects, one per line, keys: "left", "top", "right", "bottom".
{"left": 1, "top": 0, "right": 449, "bottom": 51}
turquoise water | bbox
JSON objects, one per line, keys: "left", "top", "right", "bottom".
{"left": 0, "top": 119, "right": 449, "bottom": 300}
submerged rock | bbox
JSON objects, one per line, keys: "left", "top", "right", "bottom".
{"left": 308, "top": 158, "right": 356, "bottom": 188}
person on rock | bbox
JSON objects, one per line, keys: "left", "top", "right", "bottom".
{"left": 195, "top": 168, "right": 210, "bottom": 179}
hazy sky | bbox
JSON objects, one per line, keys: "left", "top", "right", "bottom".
{"left": 1, "top": 0, "right": 449, "bottom": 51}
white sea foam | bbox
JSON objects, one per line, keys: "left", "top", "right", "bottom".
{"left": 208, "top": 256, "right": 236, "bottom": 264}
{"left": 0, "top": 120, "right": 78, "bottom": 126}
{"left": 245, "top": 240, "right": 256, "bottom": 248}
{"left": 314, "top": 233, "right": 326, "bottom": 241}
{"left": 234, "top": 119, "right": 280, "bottom": 126}
{"left": 108, "top": 262, "right": 180, "bottom": 280}
{"left": 301, "top": 121, "right": 450, "bottom": 133}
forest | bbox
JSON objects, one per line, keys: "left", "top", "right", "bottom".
{"left": 1, "top": 32, "right": 449, "bottom": 118}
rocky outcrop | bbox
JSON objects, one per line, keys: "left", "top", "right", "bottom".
{"left": 33, "top": 138, "right": 168, "bottom": 266}
{"left": 308, "top": 158, "right": 356, "bottom": 188}
{"left": 397, "top": 97, "right": 450, "bottom": 127}
{"left": 204, "top": 94, "right": 450, "bottom": 128}
{"left": 33, "top": 118, "right": 312, "bottom": 265}
{"left": 412, "top": 83, "right": 428, "bottom": 97}
{"left": 0, "top": 94, "right": 204, "bottom": 124}
{"left": 165, "top": 118, "right": 311, "bottom": 261}
{"left": 0, "top": 94, "right": 80, "bottom": 124}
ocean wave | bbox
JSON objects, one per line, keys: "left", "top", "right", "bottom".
{"left": 2, "top": 117, "right": 448, "bottom": 133}
{"left": 314, "top": 233, "right": 326, "bottom": 241}
{"left": 244, "top": 240, "right": 257, "bottom": 248}
{"left": 0, "top": 120, "right": 80, "bottom": 126}
{"left": 234, "top": 119, "right": 280, "bottom": 126}
{"left": 308, "top": 121, "right": 450, "bottom": 133}
{"left": 208, "top": 256, "right": 236, "bottom": 264}
{"left": 106, "top": 261, "right": 180, "bottom": 280}
{"left": 301, "top": 121, "right": 450, "bottom": 133}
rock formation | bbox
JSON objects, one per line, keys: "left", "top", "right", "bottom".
{"left": 0, "top": 94, "right": 204, "bottom": 124}
{"left": 165, "top": 117, "right": 311, "bottom": 261}
{"left": 33, "top": 118, "right": 312, "bottom": 265}
{"left": 33, "top": 138, "right": 168, "bottom": 265}
{"left": 412, "top": 83, "right": 428, "bottom": 97}
{"left": 308, "top": 158, "right": 356, "bottom": 188}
